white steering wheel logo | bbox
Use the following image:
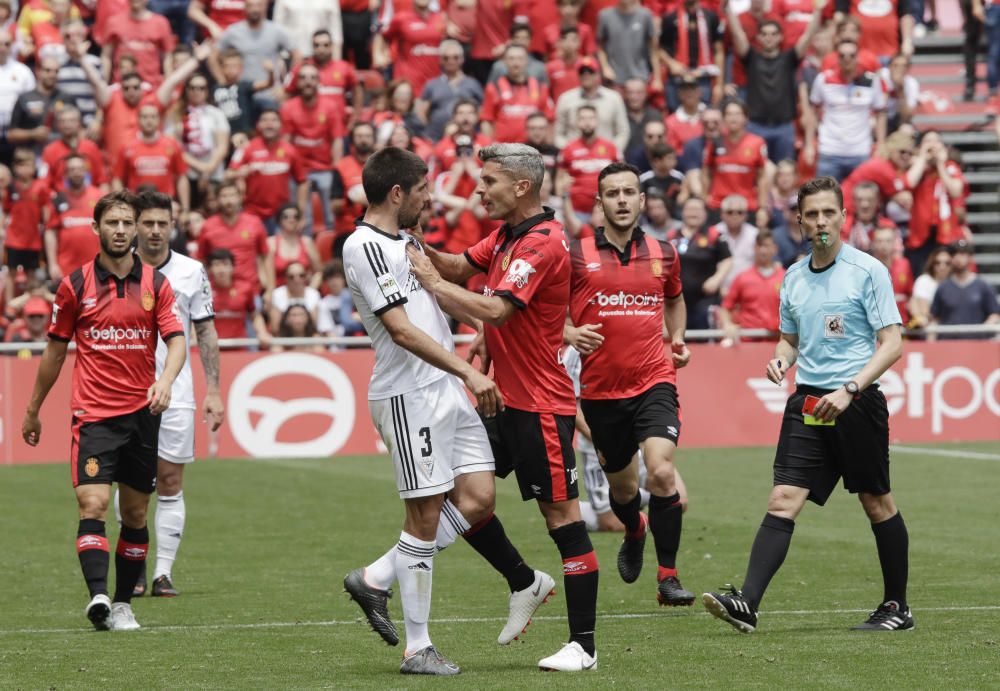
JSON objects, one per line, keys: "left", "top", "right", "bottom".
{"left": 227, "top": 353, "right": 356, "bottom": 457}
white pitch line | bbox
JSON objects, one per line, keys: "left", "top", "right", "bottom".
{"left": 3, "top": 605, "right": 998, "bottom": 636}
{"left": 890, "top": 445, "right": 1000, "bottom": 461}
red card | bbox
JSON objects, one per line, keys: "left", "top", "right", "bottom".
{"left": 802, "top": 395, "right": 821, "bottom": 416}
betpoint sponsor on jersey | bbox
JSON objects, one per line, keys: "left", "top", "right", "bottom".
{"left": 84, "top": 325, "right": 152, "bottom": 351}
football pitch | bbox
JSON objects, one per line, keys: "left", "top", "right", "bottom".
{"left": 2, "top": 443, "right": 999, "bottom": 689}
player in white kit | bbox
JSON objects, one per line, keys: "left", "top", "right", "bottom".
{"left": 341, "top": 147, "right": 553, "bottom": 676}
{"left": 116, "top": 191, "right": 225, "bottom": 597}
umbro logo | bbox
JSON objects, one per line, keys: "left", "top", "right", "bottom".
{"left": 408, "top": 561, "right": 431, "bottom": 571}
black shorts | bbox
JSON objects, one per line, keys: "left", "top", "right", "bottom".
{"left": 773, "top": 385, "right": 891, "bottom": 506}
{"left": 71, "top": 408, "right": 161, "bottom": 494}
{"left": 580, "top": 382, "right": 681, "bottom": 474}
{"left": 481, "top": 407, "right": 578, "bottom": 503}
{"left": 4, "top": 247, "right": 40, "bottom": 271}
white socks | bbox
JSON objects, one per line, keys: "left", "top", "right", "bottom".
{"left": 363, "top": 499, "right": 468, "bottom": 591}
{"left": 154, "top": 492, "right": 185, "bottom": 580}
{"left": 395, "top": 531, "right": 435, "bottom": 655}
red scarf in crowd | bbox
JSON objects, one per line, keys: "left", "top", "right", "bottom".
{"left": 676, "top": 9, "right": 712, "bottom": 69}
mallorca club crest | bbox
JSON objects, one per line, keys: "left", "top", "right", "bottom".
{"left": 651, "top": 259, "right": 662, "bottom": 277}
{"left": 141, "top": 290, "right": 155, "bottom": 311}
{"left": 85, "top": 457, "right": 100, "bottom": 477}
{"left": 501, "top": 251, "right": 512, "bottom": 271}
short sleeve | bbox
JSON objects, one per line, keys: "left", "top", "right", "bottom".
{"left": 864, "top": 263, "right": 902, "bottom": 331}
{"left": 254, "top": 222, "right": 268, "bottom": 255}
{"left": 345, "top": 240, "right": 407, "bottom": 316}
{"left": 48, "top": 277, "right": 78, "bottom": 341}
{"left": 665, "top": 248, "right": 682, "bottom": 299}
{"left": 190, "top": 266, "right": 215, "bottom": 322}
{"left": 809, "top": 72, "right": 824, "bottom": 105}
{"left": 779, "top": 273, "right": 797, "bottom": 334}
{"left": 983, "top": 282, "right": 1000, "bottom": 317}
{"left": 480, "top": 84, "right": 498, "bottom": 123}
{"left": 494, "top": 232, "right": 563, "bottom": 310}
{"left": 721, "top": 273, "right": 742, "bottom": 310}
{"left": 871, "top": 75, "right": 888, "bottom": 111}
{"left": 156, "top": 277, "right": 184, "bottom": 340}
{"left": 464, "top": 229, "right": 499, "bottom": 273}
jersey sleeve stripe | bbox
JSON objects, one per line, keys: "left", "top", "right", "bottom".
{"left": 191, "top": 315, "right": 215, "bottom": 323}
{"left": 493, "top": 289, "right": 526, "bottom": 310}
{"left": 363, "top": 242, "right": 388, "bottom": 277}
{"left": 162, "top": 330, "right": 185, "bottom": 341}
{"left": 48, "top": 333, "right": 71, "bottom": 342}
{"left": 69, "top": 267, "right": 87, "bottom": 303}
{"left": 463, "top": 249, "right": 488, "bottom": 273}
{"left": 373, "top": 296, "right": 408, "bottom": 316}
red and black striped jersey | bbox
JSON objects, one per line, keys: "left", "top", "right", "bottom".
{"left": 49, "top": 255, "right": 184, "bottom": 422}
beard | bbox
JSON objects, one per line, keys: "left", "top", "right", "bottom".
{"left": 100, "top": 234, "right": 133, "bottom": 258}
{"left": 580, "top": 127, "right": 596, "bottom": 139}
{"left": 355, "top": 142, "right": 374, "bottom": 155}
{"left": 399, "top": 205, "right": 422, "bottom": 229}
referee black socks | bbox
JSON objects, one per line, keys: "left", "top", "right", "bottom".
{"left": 610, "top": 491, "right": 643, "bottom": 535}
{"left": 549, "top": 521, "right": 598, "bottom": 656}
{"left": 464, "top": 513, "right": 535, "bottom": 593}
{"left": 76, "top": 519, "right": 109, "bottom": 597}
{"left": 742, "top": 512, "right": 795, "bottom": 611}
{"left": 871, "top": 511, "right": 909, "bottom": 609}
{"left": 649, "top": 492, "right": 683, "bottom": 573}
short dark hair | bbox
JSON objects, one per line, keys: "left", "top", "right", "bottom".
{"left": 758, "top": 19, "right": 782, "bottom": 34}
{"left": 649, "top": 142, "right": 675, "bottom": 159}
{"left": 322, "top": 259, "right": 345, "bottom": 281}
{"left": 120, "top": 71, "right": 141, "bottom": 85}
{"left": 277, "top": 202, "right": 301, "bottom": 219}
{"left": 207, "top": 248, "right": 235, "bottom": 265}
{"left": 452, "top": 98, "right": 478, "bottom": 116}
{"left": 257, "top": 107, "right": 281, "bottom": 122}
{"left": 597, "top": 162, "right": 641, "bottom": 193}
{"left": 362, "top": 147, "right": 428, "bottom": 206}
{"left": 510, "top": 22, "right": 532, "bottom": 38}
{"left": 797, "top": 176, "right": 844, "bottom": 210}
{"left": 216, "top": 181, "right": 242, "bottom": 199}
{"left": 576, "top": 104, "right": 597, "bottom": 117}
{"left": 62, "top": 152, "right": 88, "bottom": 167}
{"left": 312, "top": 29, "right": 332, "bottom": 42}
{"left": 135, "top": 189, "right": 173, "bottom": 218}
{"left": 559, "top": 25, "right": 580, "bottom": 38}
{"left": 94, "top": 190, "right": 137, "bottom": 225}
{"left": 756, "top": 228, "right": 775, "bottom": 245}
{"left": 351, "top": 121, "right": 376, "bottom": 140}
{"left": 722, "top": 98, "right": 748, "bottom": 117}
{"left": 220, "top": 48, "right": 243, "bottom": 62}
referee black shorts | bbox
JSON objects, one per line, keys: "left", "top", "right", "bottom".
{"left": 773, "top": 385, "right": 891, "bottom": 506}
{"left": 481, "top": 407, "right": 579, "bottom": 503}
{"left": 580, "top": 382, "right": 681, "bottom": 474}
{"left": 71, "top": 408, "right": 161, "bottom": 494}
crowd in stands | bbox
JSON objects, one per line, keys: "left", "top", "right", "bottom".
{"left": 0, "top": 0, "right": 997, "bottom": 350}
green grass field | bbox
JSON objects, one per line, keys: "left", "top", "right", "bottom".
{"left": 2, "top": 443, "right": 1000, "bottom": 689}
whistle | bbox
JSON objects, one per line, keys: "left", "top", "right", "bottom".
{"left": 819, "top": 232, "right": 829, "bottom": 246}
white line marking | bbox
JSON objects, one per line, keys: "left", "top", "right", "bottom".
{"left": 3, "top": 605, "right": 998, "bottom": 636}
{"left": 889, "top": 445, "right": 1000, "bottom": 461}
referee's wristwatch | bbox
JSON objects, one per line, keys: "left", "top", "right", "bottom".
{"left": 844, "top": 381, "right": 860, "bottom": 398}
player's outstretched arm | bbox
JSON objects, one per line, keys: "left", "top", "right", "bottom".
{"left": 194, "top": 320, "right": 225, "bottom": 431}
{"left": 409, "top": 228, "right": 481, "bottom": 284}
{"left": 380, "top": 305, "right": 504, "bottom": 416}
{"left": 22, "top": 340, "right": 69, "bottom": 446}
{"left": 407, "top": 246, "right": 516, "bottom": 326}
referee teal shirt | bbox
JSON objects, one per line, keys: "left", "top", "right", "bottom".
{"left": 779, "top": 243, "right": 902, "bottom": 390}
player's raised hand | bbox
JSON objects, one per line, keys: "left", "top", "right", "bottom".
{"left": 568, "top": 323, "right": 604, "bottom": 355}
{"left": 766, "top": 358, "right": 786, "bottom": 385}
{"left": 466, "top": 329, "right": 491, "bottom": 374}
{"left": 464, "top": 369, "right": 503, "bottom": 418}
{"left": 22, "top": 411, "right": 41, "bottom": 446}
{"left": 671, "top": 339, "right": 691, "bottom": 368}
{"left": 406, "top": 244, "right": 440, "bottom": 291}
{"left": 202, "top": 392, "right": 225, "bottom": 431}
{"left": 147, "top": 379, "right": 172, "bottom": 415}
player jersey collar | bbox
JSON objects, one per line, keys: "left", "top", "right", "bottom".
{"left": 94, "top": 253, "right": 143, "bottom": 283}
{"left": 357, "top": 220, "right": 404, "bottom": 241}
{"left": 156, "top": 250, "right": 173, "bottom": 270}
{"left": 501, "top": 207, "right": 556, "bottom": 241}
{"left": 595, "top": 226, "right": 646, "bottom": 265}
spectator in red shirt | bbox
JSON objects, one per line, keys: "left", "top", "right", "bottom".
{"left": 903, "top": 130, "right": 969, "bottom": 276}
{"left": 841, "top": 129, "right": 914, "bottom": 218}
{"left": 286, "top": 29, "right": 361, "bottom": 132}
{"left": 870, "top": 224, "right": 913, "bottom": 325}
{"left": 112, "top": 104, "right": 190, "bottom": 211}
{"left": 197, "top": 181, "right": 272, "bottom": 296}
{"left": 102, "top": 0, "right": 176, "bottom": 87}
{"left": 40, "top": 106, "right": 106, "bottom": 192}
{"left": 699, "top": 99, "right": 771, "bottom": 228}
{"left": 3, "top": 294, "right": 51, "bottom": 343}
{"left": 558, "top": 104, "right": 620, "bottom": 221}
{"left": 819, "top": 16, "right": 881, "bottom": 73}
{"left": 665, "top": 77, "right": 704, "bottom": 158}
{"left": 834, "top": 0, "right": 914, "bottom": 60}
{"left": 188, "top": 0, "right": 246, "bottom": 40}
{"left": 280, "top": 62, "right": 345, "bottom": 236}
{"left": 719, "top": 228, "right": 784, "bottom": 342}
{"left": 468, "top": 0, "right": 529, "bottom": 84}
{"left": 329, "top": 121, "right": 376, "bottom": 255}
{"left": 205, "top": 246, "right": 270, "bottom": 347}
{"left": 44, "top": 153, "right": 103, "bottom": 281}
{"left": 543, "top": 0, "right": 597, "bottom": 59}
{"left": 374, "top": 0, "right": 447, "bottom": 96}
{"left": 2, "top": 149, "right": 51, "bottom": 287}
{"left": 480, "top": 45, "right": 554, "bottom": 142}
{"left": 546, "top": 27, "right": 583, "bottom": 103}
{"left": 227, "top": 108, "right": 310, "bottom": 234}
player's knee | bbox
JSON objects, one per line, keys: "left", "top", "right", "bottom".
{"left": 859, "top": 492, "right": 896, "bottom": 522}
{"left": 609, "top": 478, "right": 639, "bottom": 503}
{"left": 157, "top": 474, "right": 182, "bottom": 497}
{"left": 646, "top": 462, "right": 676, "bottom": 494}
{"left": 767, "top": 486, "right": 805, "bottom": 518}
{"left": 454, "top": 488, "right": 495, "bottom": 525}
{"left": 119, "top": 503, "right": 148, "bottom": 528}
{"left": 77, "top": 494, "right": 108, "bottom": 519}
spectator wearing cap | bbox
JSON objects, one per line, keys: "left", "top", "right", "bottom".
{"left": 929, "top": 241, "right": 1000, "bottom": 340}
{"left": 623, "top": 78, "right": 664, "bottom": 168}
{"left": 904, "top": 130, "right": 969, "bottom": 277}
{"left": 870, "top": 225, "right": 913, "bottom": 325}
{"left": 907, "top": 246, "right": 950, "bottom": 329}
{"left": 665, "top": 76, "right": 704, "bottom": 156}
{"left": 639, "top": 142, "right": 683, "bottom": 215}
{"left": 4, "top": 295, "right": 51, "bottom": 343}
{"left": 480, "top": 44, "right": 554, "bottom": 142}
{"left": 597, "top": 0, "right": 659, "bottom": 87}
{"left": 487, "top": 24, "right": 550, "bottom": 86}
{"left": 806, "top": 38, "right": 887, "bottom": 182}
{"left": 726, "top": 0, "right": 826, "bottom": 165}
{"left": 416, "top": 39, "right": 484, "bottom": 143}
{"left": 554, "top": 56, "right": 629, "bottom": 152}
{"left": 546, "top": 27, "right": 584, "bottom": 103}
{"left": 660, "top": 0, "right": 725, "bottom": 109}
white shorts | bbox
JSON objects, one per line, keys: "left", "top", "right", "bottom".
{"left": 158, "top": 408, "right": 195, "bottom": 464}
{"left": 370, "top": 376, "right": 495, "bottom": 499}
{"left": 581, "top": 445, "right": 648, "bottom": 515}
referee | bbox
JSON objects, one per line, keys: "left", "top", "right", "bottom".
{"left": 702, "top": 177, "right": 912, "bottom": 633}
